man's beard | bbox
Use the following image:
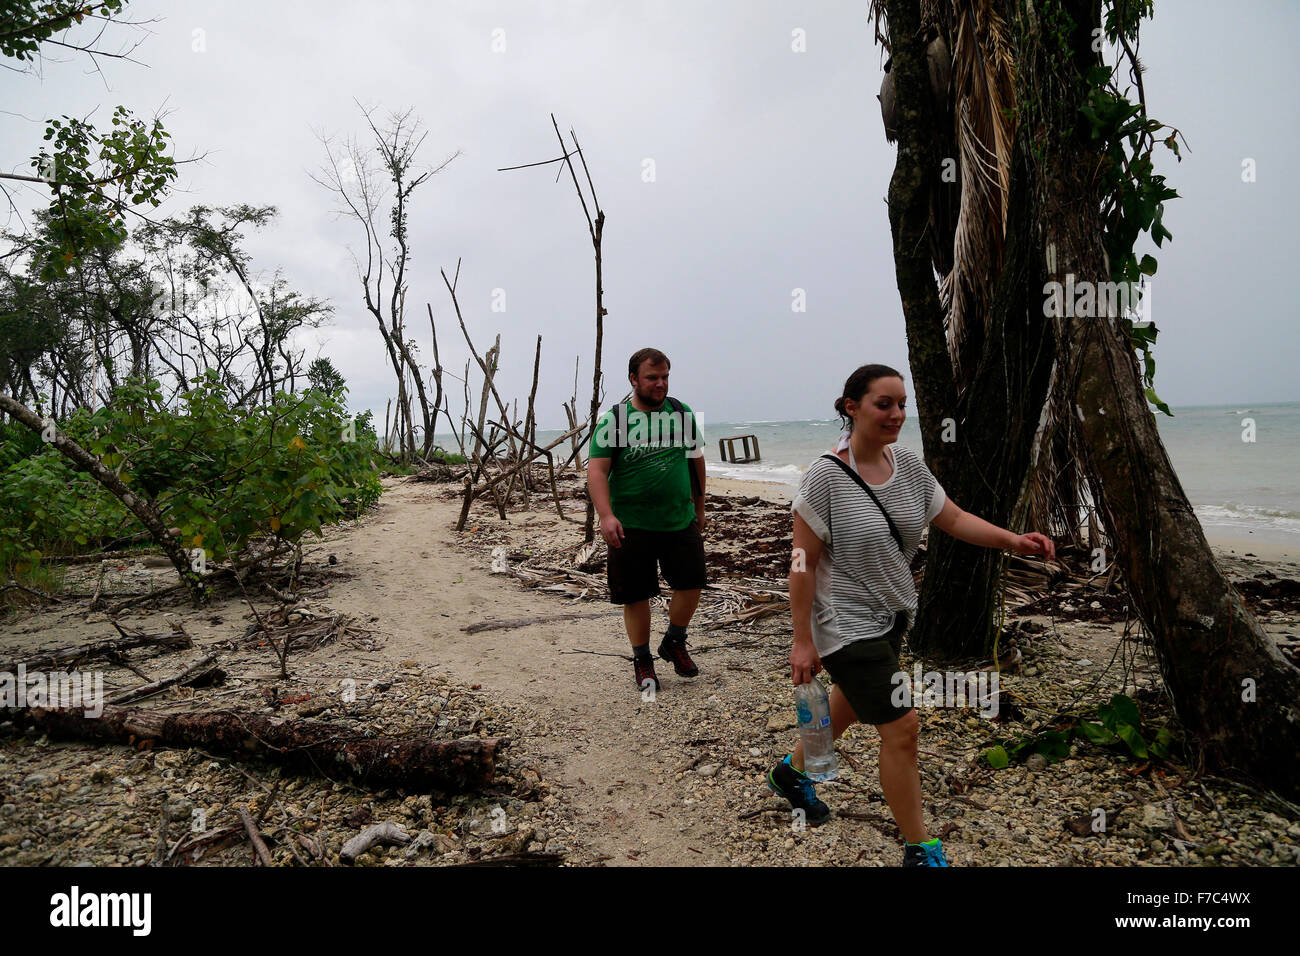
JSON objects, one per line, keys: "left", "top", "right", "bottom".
{"left": 634, "top": 384, "right": 666, "bottom": 408}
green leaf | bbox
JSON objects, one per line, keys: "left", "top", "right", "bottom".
{"left": 1077, "top": 720, "right": 1118, "bottom": 745}
{"left": 1101, "top": 694, "right": 1142, "bottom": 731}
{"left": 984, "top": 746, "right": 1010, "bottom": 770}
{"left": 1115, "top": 723, "right": 1150, "bottom": 759}
{"left": 1139, "top": 254, "right": 1158, "bottom": 275}
{"left": 1145, "top": 387, "right": 1173, "bottom": 417}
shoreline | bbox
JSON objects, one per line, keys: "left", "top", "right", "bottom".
{"left": 707, "top": 475, "right": 1300, "bottom": 567}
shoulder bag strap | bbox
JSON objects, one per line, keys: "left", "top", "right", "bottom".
{"left": 820, "top": 453, "right": 906, "bottom": 554}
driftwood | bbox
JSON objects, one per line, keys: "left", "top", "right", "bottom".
{"left": 340, "top": 822, "right": 411, "bottom": 864}
{"left": 462, "top": 609, "right": 622, "bottom": 634}
{"left": 4, "top": 705, "right": 508, "bottom": 792}
{"left": 236, "top": 807, "right": 274, "bottom": 866}
{"left": 2, "top": 629, "right": 192, "bottom": 675}
{"left": 106, "top": 652, "right": 221, "bottom": 706}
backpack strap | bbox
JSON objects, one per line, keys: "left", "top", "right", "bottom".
{"left": 820, "top": 453, "right": 905, "bottom": 555}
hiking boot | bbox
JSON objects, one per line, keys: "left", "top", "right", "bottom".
{"left": 657, "top": 634, "right": 699, "bottom": 677}
{"left": 767, "top": 754, "right": 830, "bottom": 826}
{"left": 634, "top": 655, "right": 660, "bottom": 693}
{"left": 903, "top": 839, "right": 950, "bottom": 867}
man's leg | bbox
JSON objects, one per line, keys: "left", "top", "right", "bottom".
{"left": 667, "top": 588, "right": 701, "bottom": 628}
{"left": 657, "top": 522, "right": 706, "bottom": 676}
{"left": 624, "top": 599, "right": 652, "bottom": 649}
{"left": 608, "top": 527, "right": 661, "bottom": 690}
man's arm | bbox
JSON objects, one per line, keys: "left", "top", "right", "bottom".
{"left": 587, "top": 455, "right": 624, "bottom": 547}
{"left": 691, "top": 454, "right": 707, "bottom": 529}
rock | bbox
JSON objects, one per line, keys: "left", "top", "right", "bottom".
{"left": 0, "top": 834, "right": 22, "bottom": 848}
{"left": 21, "top": 773, "right": 47, "bottom": 787}
{"left": 1026, "top": 754, "right": 1049, "bottom": 772}
{"left": 1025, "top": 666, "right": 1039, "bottom": 677}
{"left": 765, "top": 715, "right": 796, "bottom": 732}
{"left": 1140, "top": 803, "right": 1169, "bottom": 831}
{"left": 162, "top": 797, "right": 194, "bottom": 823}
{"left": 697, "top": 764, "right": 721, "bottom": 778}
{"left": 749, "top": 748, "right": 762, "bottom": 757}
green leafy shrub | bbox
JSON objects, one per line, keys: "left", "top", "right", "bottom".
{"left": 982, "top": 693, "right": 1178, "bottom": 769}
{"left": 0, "top": 372, "right": 382, "bottom": 577}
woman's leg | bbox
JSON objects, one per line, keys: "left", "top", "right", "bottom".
{"left": 876, "top": 708, "right": 927, "bottom": 843}
{"left": 791, "top": 684, "right": 858, "bottom": 772}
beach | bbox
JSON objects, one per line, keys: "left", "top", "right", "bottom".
{"left": 2, "top": 469, "right": 1297, "bottom": 867}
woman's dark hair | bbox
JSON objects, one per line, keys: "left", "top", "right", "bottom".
{"left": 834, "top": 364, "right": 904, "bottom": 430}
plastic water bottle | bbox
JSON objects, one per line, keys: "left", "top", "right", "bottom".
{"left": 795, "top": 678, "right": 838, "bottom": 781}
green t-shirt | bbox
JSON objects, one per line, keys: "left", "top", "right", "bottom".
{"left": 588, "top": 399, "right": 705, "bottom": 531}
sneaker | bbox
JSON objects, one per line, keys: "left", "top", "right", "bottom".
{"left": 903, "top": 839, "right": 950, "bottom": 867}
{"left": 657, "top": 634, "right": 699, "bottom": 677}
{"left": 634, "top": 655, "right": 660, "bottom": 693}
{"left": 767, "top": 754, "right": 830, "bottom": 826}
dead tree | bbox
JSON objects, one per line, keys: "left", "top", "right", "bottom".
{"left": 500, "top": 115, "right": 606, "bottom": 542}
{"left": 312, "top": 105, "right": 459, "bottom": 463}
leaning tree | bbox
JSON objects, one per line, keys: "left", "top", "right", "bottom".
{"left": 875, "top": 0, "right": 1300, "bottom": 797}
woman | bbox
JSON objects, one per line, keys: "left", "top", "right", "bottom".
{"left": 767, "top": 364, "right": 1056, "bottom": 866}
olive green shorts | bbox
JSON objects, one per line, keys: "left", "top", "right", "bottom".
{"left": 821, "top": 612, "right": 913, "bottom": 727}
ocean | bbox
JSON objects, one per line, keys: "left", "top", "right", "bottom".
{"left": 524, "top": 402, "right": 1300, "bottom": 551}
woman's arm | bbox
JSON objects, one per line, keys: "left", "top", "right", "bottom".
{"left": 931, "top": 498, "right": 1056, "bottom": 559}
{"left": 789, "top": 512, "right": 826, "bottom": 683}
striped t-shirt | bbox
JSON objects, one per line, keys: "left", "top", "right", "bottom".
{"left": 792, "top": 443, "right": 946, "bottom": 658}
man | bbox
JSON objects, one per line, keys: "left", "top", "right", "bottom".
{"left": 588, "top": 348, "right": 708, "bottom": 692}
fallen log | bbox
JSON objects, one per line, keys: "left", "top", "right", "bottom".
{"left": 3, "top": 706, "right": 508, "bottom": 792}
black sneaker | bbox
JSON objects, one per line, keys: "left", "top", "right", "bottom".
{"left": 903, "top": 839, "right": 950, "bottom": 867}
{"left": 634, "top": 655, "right": 660, "bottom": 693}
{"left": 767, "top": 754, "right": 830, "bottom": 826}
{"left": 657, "top": 634, "right": 699, "bottom": 677}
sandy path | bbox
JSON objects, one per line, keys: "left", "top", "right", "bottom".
{"left": 319, "top": 480, "right": 739, "bottom": 865}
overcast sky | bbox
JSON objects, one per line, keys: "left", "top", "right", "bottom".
{"left": 3, "top": 0, "right": 1297, "bottom": 428}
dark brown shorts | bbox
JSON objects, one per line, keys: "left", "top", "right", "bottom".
{"left": 821, "top": 612, "right": 913, "bottom": 726}
{"left": 606, "top": 519, "right": 707, "bottom": 605}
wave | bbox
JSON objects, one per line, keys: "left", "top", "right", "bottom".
{"left": 707, "top": 461, "right": 804, "bottom": 487}
{"left": 1195, "top": 503, "right": 1300, "bottom": 534}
